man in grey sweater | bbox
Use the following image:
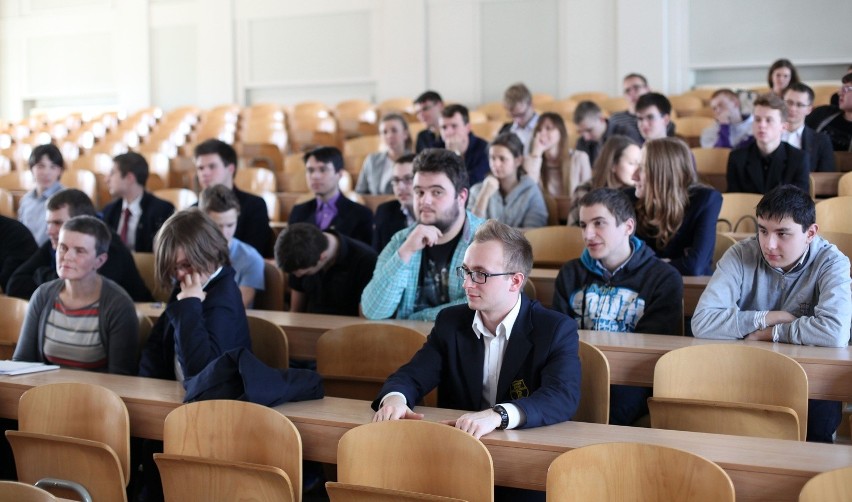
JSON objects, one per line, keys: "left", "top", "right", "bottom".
{"left": 692, "top": 184, "right": 851, "bottom": 443}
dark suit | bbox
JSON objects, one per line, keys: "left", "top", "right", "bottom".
{"left": 289, "top": 194, "right": 374, "bottom": 246}
{"left": 233, "top": 187, "right": 272, "bottom": 257}
{"left": 800, "top": 127, "right": 835, "bottom": 172}
{"left": 101, "top": 191, "right": 175, "bottom": 252}
{"left": 726, "top": 141, "right": 810, "bottom": 194}
{"left": 372, "top": 200, "right": 410, "bottom": 252}
{"left": 463, "top": 133, "right": 490, "bottom": 185}
{"left": 0, "top": 216, "right": 37, "bottom": 292}
{"left": 373, "top": 295, "right": 581, "bottom": 430}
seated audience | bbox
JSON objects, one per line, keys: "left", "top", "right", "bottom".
{"left": 102, "top": 152, "right": 175, "bottom": 252}
{"left": 498, "top": 82, "right": 539, "bottom": 152}
{"left": 469, "top": 132, "right": 547, "bottom": 228}
{"left": 828, "top": 65, "right": 852, "bottom": 108}
{"left": 355, "top": 113, "right": 412, "bottom": 195}
{"left": 573, "top": 100, "right": 614, "bottom": 165}
{"left": 18, "top": 144, "right": 64, "bottom": 245}
{"left": 811, "top": 73, "right": 852, "bottom": 152}
{"left": 700, "top": 89, "right": 753, "bottom": 149}
{"left": 288, "top": 146, "right": 374, "bottom": 246}
{"left": 608, "top": 73, "right": 675, "bottom": 143}
{"left": 727, "top": 94, "right": 810, "bottom": 194}
{"left": 524, "top": 112, "right": 592, "bottom": 198}
{"left": 0, "top": 216, "right": 37, "bottom": 292}
{"left": 414, "top": 90, "right": 445, "bottom": 152}
{"left": 199, "top": 185, "right": 265, "bottom": 309}
{"left": 139, "top": 209, "right": 251, "bottom": 383}
{"left": 14, "top": 216, "right": 138, "bottom": 375}
{"left": 373, "top": 154, "right": 416, "bottom": 252}
{"left": 783, "top": 83, "right": 835, "bottom": 172}
{"left": 767, "top": 58, "right": 800, "bottom": 97}
{"left": 361, "top": 148, "right": 485, "bottom": 321}
{"left": 553, "top": 188, "right": 682, "bottom": 425}
{"left": 275, "top": 222, "right": 377, "bottom": 316}
{"left": 439, "top": 104, "right": 490, "bottom": 185}
{"left": 568, "top": 135, "right": 640, "bottom": 225}
{"left": 195, "top": 139, "right": 271, "bottom": 256}
{"left": 630, "top": 137, "right": 722, "bottom": 276}
{"left": 692, "top": 185, "right": 850, "bottom": 443}
{"left": 7, "top": 189, "right": 152, "bottom": 301}
{"left": 635, "top": 92, "right": 674, "bottom": 143}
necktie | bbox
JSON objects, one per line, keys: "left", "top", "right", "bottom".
{"left": 120, "top": 207, "right": 131, "bottom": 245}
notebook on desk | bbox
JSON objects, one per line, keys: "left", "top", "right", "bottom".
{"left": 0, "top": 361, "right": 60, "bottom": 376}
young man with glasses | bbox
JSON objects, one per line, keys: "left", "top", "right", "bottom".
{"left": 608, "top": 73, "right": 675, "bottom": 144}
{"left": 361, "top": 148, "right": 485, "bottom": 321}
{"left": 782, "top": 82, "right": 835, "bottom": 172}
{"left": 373, "top": 154, "right": 417, "bottom": 252}
{"left": 498, "top": 82, "right": 539, "bottom": 153}
{"left": 812, "top": 73, "right": 852, "bottom": 152}
{"left": 414, "top": 90, "right": 445, "bottom": 153}
{"left": 373, "top": 219, "right": 580, "bottom": 500}
{"left": 552, "top": 188, "right": 682, "bottom": 426}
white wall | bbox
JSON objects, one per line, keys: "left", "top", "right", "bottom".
{"left": 0, "top": 0, "right": 844, "bottom": 121}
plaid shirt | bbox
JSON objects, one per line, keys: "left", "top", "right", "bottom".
{"left": 361, "top": 211, "right": 485, "bottom": 320}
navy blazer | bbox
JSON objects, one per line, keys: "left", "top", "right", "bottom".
{"left": 373, "top": 295, "right": 581, "bottom": 429}
{"left": 373, "top": 200, "right": 410, "bottom": 252}
{"left": 233, "top": 187, "right": 272, "bottom": 257}
{"left": 801, "top": 127, "right": 835, "bottom": 173}
{"left": 289, "top": 193, "right": 374, "bottom": 246}
{"left": 726, "top": 141, "right": 810, "bottom": 194}
{"left": 101, "top": 191, "right": 175, "bottom": 252}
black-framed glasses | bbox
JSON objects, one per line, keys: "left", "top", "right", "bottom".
{"left": 391, "top": 175, "right": 414, "bottom": 185}
{"left": 456, "top": 266, "right": 516, "bottom": 284}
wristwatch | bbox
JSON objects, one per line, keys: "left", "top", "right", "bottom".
{"left": 493, "top": 405, "right": 509, "bottom": 430}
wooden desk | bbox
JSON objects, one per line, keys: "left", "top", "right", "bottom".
{"left": 1, "top": 370, "right": 850, "bottom": 501}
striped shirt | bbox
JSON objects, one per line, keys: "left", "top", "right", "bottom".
{"left": 43, "top": 299, "right": 105, "bottom": 370}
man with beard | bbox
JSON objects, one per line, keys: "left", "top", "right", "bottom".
{"left": 361, "top": 148, "right": 485, "bottom": 321}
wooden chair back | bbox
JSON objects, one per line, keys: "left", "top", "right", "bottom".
{"left": 799, "top": 464, "right": 852, "bottom": 502}
{"left": 531, "top": 93, "right": 555, "bottom": 107}
{"left": 0, "top": 170, "right": 34, "bottom": 191}
{"left": 692, "top": 147, "right": 730, "bottom": 193}
{"left": 317, "top": 324, "right": 433, "bottom": 405}
{"left": 132, "top": 251, "right": 171, "bottom": 302}
{"left": 717, "top": 192, "right": 762, "bottom": 233}
{"left": 819, "top": 231, "right": 852, "bottom": 272}
{"left": 0, "top": 296, "right": 27, "bottom": 359}
{"left": 568, "top": 92, "right": 610, "bottom": 106}
{"left": 253, "top": 260, "right": 285, "bottom": 311}
{"left": 475, "top": 101, "right": 509, "bottom": 123}
{"left": 163, "top": 399, "right": 303, "bottom": 501}
{"left": 600, "top": 96, "right": 629, "bottom": 115}
{"left": 326, "top": 482, "right": 466, "bottom": 501}
{"left": 649, "top": 344, "right": 808, "bottom": 440}
{"left": 153, "top": 188, "right": 198, "bottom": 211}
{"left": 524, "top": 225, "right": 585, "bottom": 268}
{"left": 240, "top": 142, "right": 285, "bottom": 173}
{"left": 680, "top": 88, "right": 717, "bottom": 105}
{"left": 234, "top": 166, "right": 276, "bottom": 195}
{"left": 6, "top": 431, "right": 127, "bottom": 501}
{"left": 376, "top": 98, "right": 414, "bottom": 118}
{"left": 546, "top": 442, "right": 734, "bottom": 501}
{"left": 669, "top": 95, "right": 704, "bottom": 117}
{"left": 337, "top": 421, "right": 493, "bottom": 502}
{"left": 0, "top": 186, "right": 14, "bottom": 217}
{"left": 260, "top": 191, "right": 281, "bottom": 221}
{"left": 470, "top": 121, "right": 503, "bottom": 142}
{"left": 837, "top": 172, "right": 852, "bottom": 197}
{"left": 674, "top": 117, "right": 715, "bottom": 147}
{"left": 817, "top": 197, "right": 852, "bottom": 233}
{"left": 573, "top": 341, "right": 610, "bottom": 424}
{"left": 712, "top": 232, "right": 738, "bottom": 270}
{"left": 154, "top": 453, "right": 294, "bottom": 502}
{"left": 246, "top": 315, "right": 289, "bottom": 370}
{"left": 60, "top": 168, "right": 98, "bottom": 205}
{"left": 0, "top": 481, "right": 58, "bottom": 501}
{"left": 538, "top": 98, "right": 578, "bottom": 118}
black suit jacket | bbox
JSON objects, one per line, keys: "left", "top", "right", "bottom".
{"left": 373, "top": 295, "right": 581, "bottom": 429}
{"left": 372, "top": 200, "right": 410, "bottom": 252}
{"left": 726, "top": 141, "right": 810, "bottom": 194}
{"left": 233, "top": 187, "right": 272, "bottom": 257}
{"left": 101, "top": 191, "right": 175, "bottom": 252}
{"left": 0, "top": 216, "right": 37, "bottom": 291}
{"left": 288, "top": 194, "right": 373, "bottom": 246}
{"left": 801, "top": 127, "right": 835, "bottom": 173}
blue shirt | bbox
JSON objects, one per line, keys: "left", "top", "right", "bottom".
{"left": 229, "top": 238, "right": 265, "bottom": 300}
{"left": 18, "top": 182, "right": 63, "bottom": 245}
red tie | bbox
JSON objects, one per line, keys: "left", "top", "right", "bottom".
{"left": 120, "top": 207, "right": 131, "bottom": 245}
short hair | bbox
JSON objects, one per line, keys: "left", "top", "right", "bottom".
{"left": 153, "top": 208, "right": 230, "bottom": 288}
{"left": 767, "top": 58, "right": 800, "bottom": 90}
{"left": 472, "top": 219, "right": 533, "bottom": 279}
{"left": 755, "top": 185, "right": 815, "bottom": 232}
{"left": 579, "top": 188, "right": 636, "bottom": 227}
{"left": 623, "top": 73, "right": 648, "bottom": 86}
{"left": 842, "top": 72, "right": 852, "bottom": 85}
{"left": 753, "top": 93, "right": 788, "bottom": 121}
{"left": 635, "top": 92, "right": 672, "bottom": 116}
{"left": 61, "top": 215, "right": 111, "bottom": 256}
{"left": 414, "top": 90, "right": 443, "bottom": 105}
{"left": 303, "top": 146, "right": 343, "bottom": 173}
{"left": 413, "top": 148, "right": 469, "bottom": 195}
{"left": 199, "top": 184, "right": 241, "bottom": 214}
{"left": 783, "top": 82, "right": 815, "bottom": 104}
{"left": 46, "top": 188, "right": 96, "bottom": 217}
{"left": 274, "top": 223, "right": 327, "bottom": 273}
{"left": 503, "top": 83, "right": 532, "bottom": 106}
{"left": 28, "top": 144, "right": 64, "bottom": 170}
{"left": 489, "top": 132, "right": 524, "bottom": 159}
{"left": 590, "top": 135, "right": 640, "bottom": 189}
{"left": 441, "top": 103, "right": 470, "bottom": 125}
{"left": 194, "top": 139, "right": 237, "bottom": 169}
{"left": 113, "top": 151, "right": 149, "bottom": 187}
{"left": 395, "top": 153, "right": 417, "bottom": 165}
{"left": 711, "top": 88, "right": 739, "bottom": 102}
{"left": 572, "top": 100, "right": 604, "bottom": 124}
{"left": 381, "top": 112, "right": 413, "bottom": 151}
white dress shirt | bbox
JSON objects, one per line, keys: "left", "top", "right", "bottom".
{"left": 782, "top": 124, "right": 805, "bottom": 149}
{"left": 119, "top": 195, "right": 143, "bottom": 250}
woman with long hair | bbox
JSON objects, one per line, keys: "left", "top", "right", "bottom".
{"left": 524, "top": 112, "right": 591, "bottom": 199}
{"left": 767, "top": 58, "right": 800, "bottom": 97}
{"left": 355, "top": 112, "right": 413, "bottom": 195}
{"left": 568, "top": 135, "right": 640, "bottom": 225}
{"left": 630, "top": 137, "right": 722, "bottom": 276}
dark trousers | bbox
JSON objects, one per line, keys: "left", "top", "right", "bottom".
{"left": 807, "top": 399, "right": 843, "bottom": 443}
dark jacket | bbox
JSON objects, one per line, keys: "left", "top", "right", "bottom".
{"left": 726, "top": 141, "right": 810, "bottom": 194}
{"left": 101, "top": 191, "right": 175, "bottom": 252}
{"left": 233, "top": 187, "right": 272, "bottom": 257}
{"left": 801, "top": 126, "right": 836, "bottom": 173}
{"left": 463, "top": 133, "right": 490, "bottom": 185}
{"left": 0, "top": 216, "right": 37, "bottom": 291}
{"left": 289, "top": 194, "right": 374, "bottom": 246}
{"left": 373, "top": 200, "right": 410, "bottom": 252}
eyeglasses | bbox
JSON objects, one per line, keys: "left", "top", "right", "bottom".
{"left": 390, "top": 175, "right": 414, "bottom": 185}
{"left": 456, "top": 266, "right": 517, "bottom": 284}
{"left": 841, "top": 86, "right": 852, "bottom": 95}
{"left": 784, "top": 100, "right": 811, "bottom": 109}
{"left": 623, "top": 84, "right": 646, "bottom": 95}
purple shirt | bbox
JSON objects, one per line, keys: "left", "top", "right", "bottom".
{"left": 315, "top": 191, "right": 341, "bottom": 230}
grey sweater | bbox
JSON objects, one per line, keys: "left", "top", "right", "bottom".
{"left": 468, "top": 175, "right": 548, "bottom": 228}
{"left": 13, "top": 277, "right": 139, "bottom": 374}
{"left": 692, "top": 236, "right": 851, "bottom": 347}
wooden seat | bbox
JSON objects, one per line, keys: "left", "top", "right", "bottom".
{"left": 531, "top": 93, "right": 555, "bottom": 107}
{"left": 153, "top": 188, "right": 198, "bottom": 210}
{"left": 573, "top": 341, "right": 610, "bottom": 424}
{"left": 712, "top": 232, "right": 738, "bottom": 270}
{"left": 546, "top": 442, "right": 734, "bottom": 501}
{"left": 343, "top": 135, "right": 381, "bottom": 174}
{"left": 0, "top": 186, "right": 14, "bottom": 217}
{"left": 246, "top": 315, "right": 289, "bottom": 370}
{"left": 317, "top": 324, "right": 433, "bottom": 405}
{"left": 132, "top": 251, "right": 170, "bottom": 302}
{"left": 0, "top": 296, "right": 27, "bottom": 358}
{"left": 680, "top": 88, "right": 717, "bottom": 106}
{"left": 568, "top": 91, "right": 610, "bottom": 106}
{"left": 648, "top": 344, "right": 808, "bottom": 440}
{"left": 475, "top": 101, "right": 509, "bottom": 123}
{"left": 717, "top": 192, "right": 761, "bottom": 233}
{"left": 326, "top": 482, "right": 465, "bottom": 501}
{"left": 0, "top": 481, "right": 58, "bottom": 501}
{"left": 600, "top": 96, "right": 629, "bottom": 115}
{"left": 253, "top": 260, "right": 285, "bottom": 310}
{"left": 376, "top": 97, "right": 414, "bottom": 118}
{"left": 524, "top": 225, "right": 585, "bottom": 268}
{"left": 154, "top": 453, "right": 294, "bottom": 502}
{"left": 800, "top": 464, "right": 852, "bottom": 502}
{"left": 234, "top": 166, "right": 276, "bottom": 194}
{"left": 837, "top": 172, "right": 852, "bottom": 197}
{"left": 239, "top": 141, "right": 286, "bottom": 173}
{"left": 816, "top": 196, "right": 852, "bottom": 233}
{"left": 537, "top": 98, "right": 578, "bottom": 118}
{"left": 0, "top": 170, "right": 35, "bottom": 191}
{"left": 674, "top": 117, "right": 715, "bottom": 148}
{"left": 691, "top": 147, "right": 730, "bottom": 193}
{"left": 819, "top": 231, "right": 852, "bottom": 269}
{"left": 470, "top": 121, "right": 503, "bottom": 142}
{"left": 337, "top": 420, "right": 493, "bottom": 502}
{"left": 163, "top": 399, "right": 303, "bottom": 500}
{"left": 335, "top": 99, "right": 378, "bottom": 139}
{"left": 669, "top": 95, "right": 704, "bottom": 117}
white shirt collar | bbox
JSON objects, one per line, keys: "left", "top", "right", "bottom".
{"left": 471, "top": 294, "right": 523, "bottom": 340}
{"left": 121, "top": 193, "right": 143, "bottom": 213}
